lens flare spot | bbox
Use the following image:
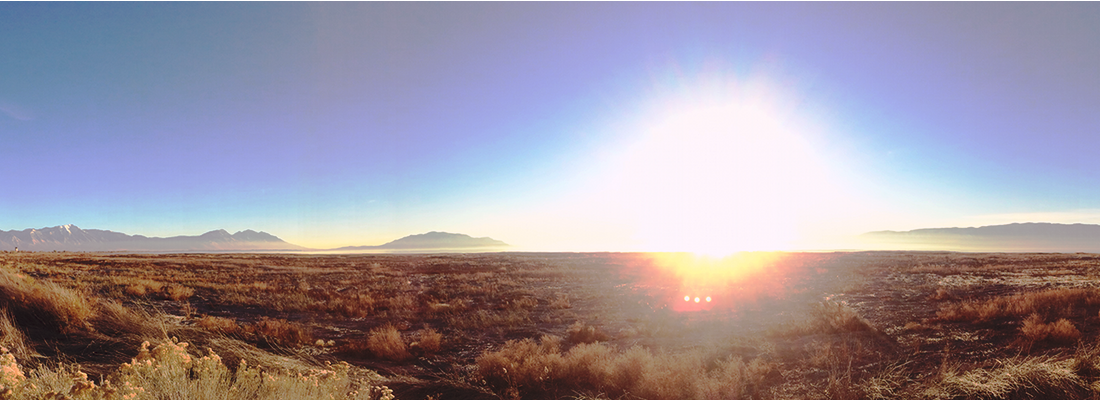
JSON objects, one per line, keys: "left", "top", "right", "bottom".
{"left": 684, "top": 295, "right": 690, "bottom": 302}
{"left": 694, "top": 297, "right": 700, "bottom": 303}
{"left": 706, "top": 296, "right": 712, "bottom": 302}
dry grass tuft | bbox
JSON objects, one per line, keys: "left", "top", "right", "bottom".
{"left": 196, "top": 315, "right": 243, "bottom": 336}
{"left": 165, "top": 284, "right": 195, "bottom": 301}
{"left": 1020, "top": 313, "right": 1081, "bottom": 348}
{"left": 0, "top": 310, "right": 34, "bottom": 362}
{"left": 928, "top": 356, "right": 1089, "bottom": 399}
{"left": 939, "top": 287, "right": 1100, "bottom": 323}
{"left": 0, "top": 268, "right": 95, "bottom": 333}
{"left": 0, "top": 338, "right": 394, "bottom": 400}
{"left": 549, "top": 293, "right": 571, "bottom": 309}
{"left": 566, "top": 321, "right": 610, "bottom": 344}
{"left": 415, "top": 327, "right": 442, "bottom": 354}
{"left": 245, "top": 317, "right": 313, "bottom": 349}
{"left": 367, "top": 325, "right": 409, "bottom": 361}
{"left": 475, "top": 335, "right": 777, "bottom": 400}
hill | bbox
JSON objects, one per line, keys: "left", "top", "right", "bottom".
{"left": 333, "top": 231, "right": 509, "bottom": 252}
{"left": 861, "top": 222, "right": 1100, "bottom": 252}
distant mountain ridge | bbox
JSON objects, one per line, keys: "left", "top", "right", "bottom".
{"left": 861, "top": 222, "right": 1100, "bottom": 252}
{"left": 0, "top": 225, "right": 304, "bottom": 252}
{"left": 334, "top": 231, "right": 509, "bottom": 251}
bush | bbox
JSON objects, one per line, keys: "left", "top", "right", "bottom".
{"left": 246, "top": 317, "right": 313, "bottom": 348}
{"left": 475, "top": 335, "right": 777, "bottom": 400}
{"left": 367, "top": 325, "right": 409, "bottom": 361}
{"left": 566, "top": 321, "right": 609, "bottom": 344}
{"left": 0, "top": 339, "right": 395, "bottom": 400}
{"left": 932, "top": 356, "right": 1088, "bottom": 399}
{"left": 1020, "top": 314, "right": 1080, "bottom": 348}
{"left": 165, "top": 284, "right": 195, "bottom": 301}
{"left": 416, "top": 328, "right": 442, "bottom": 354}
{"left": 0, "top": 268, "right": 94, "bottom": 333}
{"left": 939, "top": 288, "right": 1100, "bottom": 323}
{"left": 196, "top": 315, "right": 243, "bottom": 336}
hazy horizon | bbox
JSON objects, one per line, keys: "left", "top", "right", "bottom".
{"left": 3, "top": 3, "right": 1099, "bottom": 253}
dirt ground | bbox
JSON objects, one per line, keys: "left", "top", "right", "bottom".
{"left": 5, "top": 250, "right": 1100, "bottom": 399}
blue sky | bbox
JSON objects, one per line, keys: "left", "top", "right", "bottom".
{"left": 2, "top": 3, "right": 1099, "bottom": 251}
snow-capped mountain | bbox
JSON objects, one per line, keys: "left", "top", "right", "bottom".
{"left": 0, "top": 225, "right": 304, "bottom": 252}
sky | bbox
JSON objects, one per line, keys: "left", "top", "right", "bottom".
{"left": 2, "top": 3, "right": 1099, "bottom": 252}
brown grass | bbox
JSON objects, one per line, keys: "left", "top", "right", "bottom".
{"left": 930, "top": 356, "right": 1089, "bottom": 399}
{"left": 0, "top": 268, "right": 95, "bottom": 333}
{"left": 938, "top": 287, "right": 1100, "bottom": 323}
{"left": 366, "top": 325, "right": 409, "bottom": 361}
{"left": 475, "top": 335, "right": 778, "bottom": 400}
{"left": 566, "top": 321, "right": 610, "bottom": 344}
{"left": 11, "top": 250, "right": 1100, "bottom": 398}
{"left": 415, "top": 327, "right": 442, "bottom": 354}
{"left": 196, "top": 315, "right": 243, "bottom": 336}
{"left": 245, "top": 317, "right": 313, "bottom": 349}
{"left": 1020, "top": 313, "right": 1081, "bottom": 348}
{"left": 0, "top": 310, "right": 33, "bottom": 362}
{"left": 165, "top": 284, "right": 195, "bottom": 301}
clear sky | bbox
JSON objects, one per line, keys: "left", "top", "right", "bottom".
{"left": 2, "top": 3, "right": 1099, "bottom": 251}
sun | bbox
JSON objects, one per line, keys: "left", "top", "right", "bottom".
{"left": 587, "top": 71, "right": 836, "bottom": 254}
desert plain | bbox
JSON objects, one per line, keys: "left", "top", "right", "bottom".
{"left": 3, "top": 251, "right": 1100, "bottom": 399}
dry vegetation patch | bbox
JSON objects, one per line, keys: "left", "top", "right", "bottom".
{"left": 6, "top": 251, "right": 1100, "bottom": 399}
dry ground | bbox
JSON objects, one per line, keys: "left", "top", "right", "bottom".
{"left": 4, "top": 250, "right": 1100, "bottom": 399}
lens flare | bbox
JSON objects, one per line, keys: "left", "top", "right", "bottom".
{"left": 642, "top": 251, "right": 795, "bottom": 312}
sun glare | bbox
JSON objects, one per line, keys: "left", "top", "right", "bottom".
{"left": 579, "top": 69, "right": 841, "bottom": 254}
{"left": 644, "top": 251, "right": 789, "bottom": 312}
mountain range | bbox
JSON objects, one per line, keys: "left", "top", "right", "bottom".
{"left": 860, "top": 222, "right": 1100, "bottom": 252}
{"left": 0, "top": 225, "right": 509, "bottom": 253}
{"left": 0, "top": 225, "right": 305, "bottom": 252}
{"left": 331, "top": 231, "right": 510, "bottom": 251}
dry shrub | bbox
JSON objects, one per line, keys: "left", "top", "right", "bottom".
{"left": 92, "top": 299, "right": 157, "bottom": 337}
{"left": 122, "top": 279, "right": 164, "bottom": 297}
{"left": 246, "top": 317, "right": 313, "bottom": 348}
{"left": 366, "top": 325, "right": 409, "bottom": 361}
{"left": 549, "top": 293, "right": 571, "bottom": 309}
{"left": 939, "top": 287, "right": 1100, "bottom": 323}
{"left": 196, "top": 315, "right": 243, "bottom": 336}
{"left": 862, "top": 362, "right": 914, "bottom": 400}
{"left": 0, "top": 310, "right": 33, "bottom": 362}
{"left": 328, "top": 293, "right": 375, "bottom": 318}
{"left": 1020, "top": 313, "right": 1080, "bottom": 348}
{"left": 508, "top": 297, "right": 538, "bottom": 310}
{"left": 476, "top": 335, "right": 564, "bottom": 396}
{"left": 446, "top": 309, "right": 529, "bottom": 330}
{"left": 384, "top": 295, "right": 415, "bottom": 313}
{"left": 931, "top": 287, "right": 954, "bottom": 301}
{"left": 0, "top": 268, "right": 94, "bottom": 333}
{"left": 1072, "top": 344, "right": 1100, "bottom": 381}
{"left": 929, "top": 356, "right": 1088, "bottom": 399}
{"left": 902, "top": 321, "right": 927, "bottom": 332}
{"left": 125, "top": 284, "right": 149, "bottom": 297}
{"left": 791, "top": 301, "right": 874, "bottom": 335}
{"left": 476, "top": 336, "right": 776, "bottom": 400}
{"left": 0, "top": 338, "right": 393, "bottom": 400}
{"left": 165, "top": 284, "right": 195, "bottom": 301}
{"left": 566, "top": 321, "right": 610, "bottom": 344}
{"left": 416, "top": 327, "right": 442, "bottom": 354}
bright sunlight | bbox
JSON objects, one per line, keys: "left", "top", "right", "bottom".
{"left": 583, "top": 70, "right": 844, "bottom": 255}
